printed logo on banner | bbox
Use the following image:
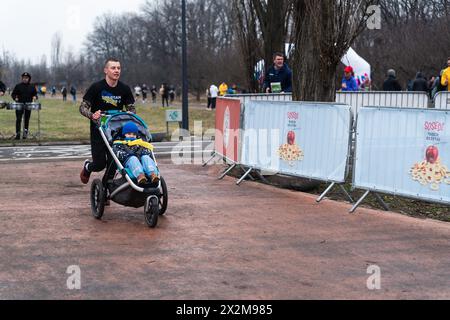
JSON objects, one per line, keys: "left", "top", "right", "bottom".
{"left": 277, "top": 111, "right": 304, "bottom": 166}
{"left": 409, "top": 121, "right": 450, "bottom": 191}
{"left": 223, "top": 107, "right": 231, "bottom": 149}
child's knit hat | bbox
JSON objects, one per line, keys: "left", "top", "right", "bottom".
{"left": 122, "top": 122, "right": 139, "bottom": 136}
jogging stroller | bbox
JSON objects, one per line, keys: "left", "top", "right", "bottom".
{"left": 90, "top": 111, "right": 168, "bottom": 228}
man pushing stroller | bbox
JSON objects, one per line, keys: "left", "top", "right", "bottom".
{"left": 113, "top": 121, "right": 160, "bottom": 186}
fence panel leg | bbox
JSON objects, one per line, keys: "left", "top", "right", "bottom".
{"left": 339, "top": 184, "right": 354, "bottom": 203}
{"left": 202, "top": 152, "right": 217, "bottom": 167}
{"left": 316, "top": 183, "right": 336, "bottom": 203}
{"left": 241, "top": 166, "right": 255, "bottom": 181}
{"left": 374, "top": 193, "right": 390, "bottom": 211}
{"left": 237, "top": 168, "right": 253, "bottom": 186}
{"left": 218, "top": 163, "right": 237, "bottom": 180}
{"left": 349, "top": 190, "right": 370, "bottom": 213}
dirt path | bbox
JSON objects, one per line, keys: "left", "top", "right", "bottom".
{"left": 0, "top": 160, "right": 449, "bottom": 300}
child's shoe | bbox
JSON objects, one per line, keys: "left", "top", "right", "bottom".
{"left": 137, "top": 173, "right": 148, "bottom": 185}
{"left": 151, "top": 173, "right": 160, "bottom": 184}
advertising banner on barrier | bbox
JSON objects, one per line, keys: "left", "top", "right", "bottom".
{"left": 434, "top": 92, "right": 450, "bottom": 110}
{"left": 354, "top": 107, "right": 450, "bottom": 204}
{"left": 215, "top": 98, "right": 241, "bottom": 163}
{"left": 241, "top": 101, "right": 352, "bottom": 183}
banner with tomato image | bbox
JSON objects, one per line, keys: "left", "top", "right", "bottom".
{"left": 354, "top": 107, "right": 450, "bottom": 205}
{"left": 241, "top": 101, "right": 352, "bottom": 183}
{"left": 215, "top": 98, "right": 241, "bottom": 163}
{"left": 409, "top": 122, "right": 450, "bottom": 191}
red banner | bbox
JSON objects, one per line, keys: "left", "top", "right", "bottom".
{"left": 215, "top": 98, "right": 241, "bottom": 163}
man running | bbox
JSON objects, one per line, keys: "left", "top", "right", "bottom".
{"left": 79, "top": 58, "right": 136, "bottom": 184}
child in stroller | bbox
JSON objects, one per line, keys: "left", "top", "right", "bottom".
{"left": 113, "top": 121, "right": 160, "bottom": 186}
{"left": 89, "top": 111, "right": 168, "bottom": 228}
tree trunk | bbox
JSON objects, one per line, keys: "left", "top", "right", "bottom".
{"left": 292, "top": 0, "right": 375, "bottom": 102}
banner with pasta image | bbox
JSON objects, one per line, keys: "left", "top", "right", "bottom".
{"left": 354, "top": 107, "right": 450, "bottom": 205}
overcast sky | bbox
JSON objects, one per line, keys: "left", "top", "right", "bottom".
{"left": 1, "top": 0, "right": 147, "bottom": 63}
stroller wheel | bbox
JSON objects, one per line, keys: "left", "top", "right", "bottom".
{"left": 90, "top": 179, "right": 106, "bottom": 220}
{"left": 159, "top": 176, "right": 168, "bottom": 216}
{"left": 144, "top": 196, "right": 159, "bottom": 228}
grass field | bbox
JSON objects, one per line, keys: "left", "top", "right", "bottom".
{"left": 0, "top": 97, "right": 215, "bottom": 143}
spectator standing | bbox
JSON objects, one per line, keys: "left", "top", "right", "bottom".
{"left": 142, "top": 84, "right": 148, "bottom": 103}
{"left": 61, "top": 86, "right": 68, "bottom": 101}
{"left": 441, "top": 57, "right": 450, "bottom": 91}
{"left": 219, "top": 82, "right": 228, "bottom": 96}
{"left": 151, "top": 85, "right": 157, "bottom": 104}
{"left": 70, "top": 86, "right": 77, "bottom": 102}
{"left": 263, "top": 52, "right": 293, "bottom": 93}
{"left": 160, "top": 84, "right": 169, "bottom": 107}
{"left": 206, "top": 87, "right": 212, "bottom": 109}
{"left": 169, "top": 85, "right": 175, "bottom": 103}
{"left": 341, "top": 66, "right": 359, "bottom": 91}
{"left": 412, "top": 72, "right": 429, "bottom": 92}
{"left": 209, "top": 84, "right": 219, "bottom": 110}
{"left": 51, "top": 86, "right": 56, "bottom": 97}
{"left": 11, "top": 72, "right": 38, "bottom": 140}
{"left": 383, "top": 69, "right": 402, "bottom": 91}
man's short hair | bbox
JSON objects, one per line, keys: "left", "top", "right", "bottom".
{"left": 273, "top": 52, "right": 285, "bottom": 60}
{"left": 104, "top": 58, "right": 120, "bottom": 68}
{"left": 387, "top": 69, "right": 396, "bottom": 77}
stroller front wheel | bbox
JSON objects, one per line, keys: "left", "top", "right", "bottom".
{"left": 91, "top": 179, "right": 106, "bottom": 220}
{"left": 144, "top": 196, "right": 159, "bottom": 228}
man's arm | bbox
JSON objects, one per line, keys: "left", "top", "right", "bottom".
{"left": 79, "top": 100, "right": 94, "bottom": 120}
{"left": 125, "top": 104, "right": 136, "bottom": 114}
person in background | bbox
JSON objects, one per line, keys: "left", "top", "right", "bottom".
{"left": 219, "top": 82, "right": 228, "bottom": 96}
{"left": 160, "top": 83, "right": 169, "bottom": 107}
{"left": 206, "top": 86, "right": 212, "bottom": 109}
{"left": 41, "top": 85, "right": 47, "bottom": 98}
{"left": 263, "top": 52, "right": 293, "bottom": 93}
{"left": 431, "top": 70, "right": 447, "bottom": 99}
{"left": 61, "top": 86, "right": 68, "bottom": 101}
{"left": 209, "top": 84, "right": 219, "bottom": 110}
{"left": 383, "top": 69, "right": 402, "bottom": 91}
{"left": 142, "top": 84, "right": 148, "bottom": 103}
{"left": 11, "top": 72, "right": 38, "bottom": 140}
{"left": 70, "top": 86, "right": 77, "bottom": 102}
{"left": 412, "top": 72, "right": 429, "bottom": 92}
{"left": 51, "top": 86, "right": 56, "bottom": 97}
{"left": 341, "top": 66, "right": 359, "bottom": 91}
{"left": 441, "top": 57, "right": 450, "bottom": 91}
{"left": 169, "top": 85, "right": 175, "bottom": 103}
{"left": 151, "top": 85, "right": 157, "bottom": 104}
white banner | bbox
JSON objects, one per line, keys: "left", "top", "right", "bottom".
{"left": 354, "top": 107, "right": 450, "bottom": 204}
{"left": 241, "top": 101, "right": 352, "bottom": 183}
{"left": 434, "top": 91, "right": 450, "bottom": 110}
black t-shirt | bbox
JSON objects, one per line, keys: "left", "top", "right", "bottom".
{"left": 83, "top": 79, "right": 135, "bottom": 113}
{"left": 11, "top": 83, "right": 38, "bottom": 103}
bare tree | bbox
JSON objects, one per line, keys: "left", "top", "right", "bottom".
{"left": 291, "top": 0, "right": 378, "bottom": 101}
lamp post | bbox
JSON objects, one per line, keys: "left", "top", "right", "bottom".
{"left": 181, "top": 0, "right": 189, "bottom": 132}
